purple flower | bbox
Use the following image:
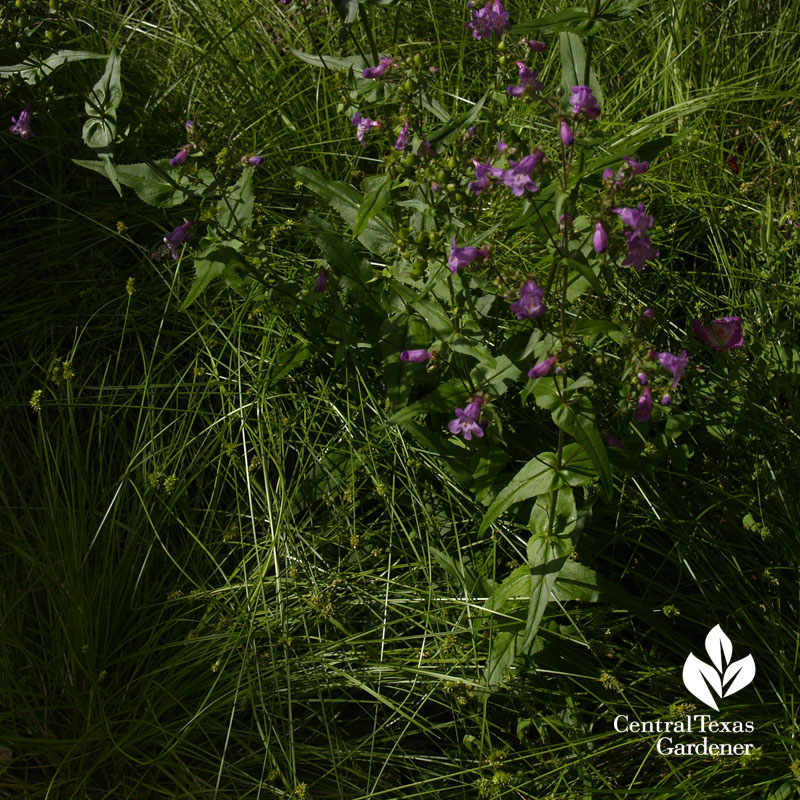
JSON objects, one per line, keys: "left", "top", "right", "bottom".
{"left": 569, "top": 85, "right": 601, "bottom": 119}
{"left": 401, "top": 349, "right": 434, "bottom": 363}
{"left": 642, "top": 308, "right": 654, "bottom": 320}
{"left": 509, "top": 279, "right": 546, "bottom": 319}
{"left": 621, "top": 233, "right": 660, "bottom": 272}
{"left": 352, "top": 111, "right": 380, "bottom": 146}
{"left": 468, "top": 157, "right": 502, "bottom": 195}
{"left": 246, "top": 156, "right": 264, "bottom": 166}
{"left": 602, "top": 167, "right": 614, "bottom": 182}
{"left": 417, "top": 140, "right": 438, "bottom": 159}
{"left": 465, "top": 0, "right": 511, "bottom": 40}
{"left": 560, "top": 119, "right": 574, "bottom": 146}
{"left": 559, "top": 213, "right": 573, "bottom": 231}
{"left": 661, "top": 394, "right": 672, "bottom": 406}
{"left": 613, "top": 203, "right": 654, "bottom": 238}
{"left": 467, "top": 125, "right": 477, "bottom": 137}
{"left": 637, "top": 372, "right": 648, "bottom": 386}
{"left": 500, "top": 151, "right": 543, "bottom": 196}
{"left": 593, "top": 222, "right": 608, "bottom": 254}
{"left": 634, "top": 386, "right": 653, "bottom": 422}
{"left": 431, "top": 181, "right": 441, "bottom": 193}
{"left": 163, "top": 220, "right": 194, "bottom": 259}
{"left": 9, "top": 104, "right": 34, "bottom": 140}
{"left": 448, "top": 398, "right": 485, "bottom": 441}
{"left": 448, "top": 237, "right": 490, "bottom": 273}
{"left": 315, "top": 269, "right": 328, "bottom": 292}
{"left": 650, "top": 349, "right": 688, "bottom": 388}
{"left": 394, "top": 121, "right": 410, "bottom": 151}
{"left": 362, "top": 56, "right": 395, "bottom": 79}
{"left": 623, "top": 156, "right": 649, "bottom": 175}
{"left": 527, "top": 40, "right": 547, "bottom": 52}
{"left": 507, "top": 61, "right": 544, "bottom": 97}
{"left": 602, "top": 430, "right": 624, "bottom": 449}
{"left": 528, "top": 356, "right": 557, "bottom": 379}
{"left": 185, "top": 120, "right": 195, "bottom": 133}
{"left": 169, "top": 145, "right": 191, "bottom": 166}
{"left": 496, "top": 141, "right": 508, "bottom": 153}
{"left": 691, "top": 317, "right": 743, "bottom": 351}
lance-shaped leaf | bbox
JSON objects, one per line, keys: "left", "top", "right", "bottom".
{"left": 705, "top": 624, "right": 733, "bottom": 672}
{"left": 723, "top": 654, "right": 755, "bottom": 698}
{"left": 683, "top": 652, "right": 722, "bottom": 711}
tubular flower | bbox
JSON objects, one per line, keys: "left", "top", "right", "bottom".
{"left": 560, "top": 119, "right": 574, "bottom": 146}
{"left": 649, "top": 349, "right": 688, "bottom": 388}
{"left": 634, "top": 386, "right": 653, "bottom": 422}
{"left": 9, "top": 104, "right": 34, "bottom": 140}
{"left": 509, "top": 279, "right": 546, "bottom": 319}
{"left": 245, "top": 156, "right": 264, "bottom": 166}
{"left": 592, "top": 222, "right": 608, "bottom": 253}
{"left": 468, "top": 157, "right": 502, "bottom": 195}
{"left": 637, "top": 372, "right": 649, "bottom": 386}
{"left": 401, "top": 349, "right": 434, "bottom": 363}
{"left": 569, "top": 85, "right": 601, "bottom": 119}
{"left": 164, "top": 220, "right": 194, "bottom": 259}
{"left": 621, "top": 233, "right": 660, "bottom": 272}
{"left": 314, "top": 269, "right": 328, "bottom": 292}
{"left": 613, "top": 203, "right": 654, "bottom": 238}
{"left": 351, "top": 112, "right": 380, "bottom": 146}
{"left": 465, "top": 0, "right": 511, "bottom": 40}
{"left": 528, "top": 356, "right": 557, "bottom": 379}
{"left": 691, "top": 317, "right": 743, "bottom": 350}
{"left": 448, "top": 238, "right": 490, "bottom": 274}
{"left": 507, "top": 62, "right": 544, "bottom": 97}
{"left": 362, "top": 57, "right": 395, "bottom": 79}
{"left": 500, "top": 151, "right": 544, "bottom": 197}
{"left": 527, "top": 40, "right": 547, "bottom": 52}
{"left": 394, "top": 121, "right": 410, "bottom": 151}
{"left": 170, "top": 144, "right": 191, "bottom": 166}
{"left": 448, "top": 398, "right": 485, "bottom": 441}
{"left": 622, "top": 156, "right": 649, "bottom": 175}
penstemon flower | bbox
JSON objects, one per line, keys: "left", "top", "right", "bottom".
{"left": 593, "top": 222, "right": 608, "bottom": 253}
{"left": 352, "top": 112, "right": 381, "bottom": 146}
{"left": 10, "top": 104, "right": 34, "bottom": 140}
{"left": 509, "top": 279, "right": 546, "bottom": 319}
{"left": 569, "top": 85, "right": 601, "bottom": 119}
{"left": 507, "top": 62, "right": 544, "bottom": 97}
{"left": 560, "top": 119, "right": 574, "bottom": 146}
{"left": 362, "top": 57, "right": 395, "bottom": 79}
{"left": 394, "top": 122, "right": 410, "bottom": 152}
{"left": 634, "top": 386, "right": 653, "bottom": 422}
{"left": 691, "top": 317, "right": 743, "bottom": 350}
{"left": 528, "top": 356, "right": 557, "bottom": 378}
{"left": 315, "top": 269, "right": 328, "bottom": 292}
{"left": 448, "top": 398, "right": 485, "bottom": 440}
{"left": 448, "top": 238, "right": 490, "bottom": 273}
{"left": 465, "top": 0, "right": 511, "bottom": 40}
{"left": 401, "top": 349, "right": 434, "bottom": 363}
{"left": 164, "top": 220, "right": 194, "bottom": 259}
{"left": 650, "top": 349, "right": 688, "bottom": 388}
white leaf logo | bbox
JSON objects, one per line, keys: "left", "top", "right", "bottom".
{"left": 682, "top": 624, "right": 755, "bottom": 710}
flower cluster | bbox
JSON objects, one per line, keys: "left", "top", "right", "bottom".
{"left": 613, "top": 203, "right": 660, "bottom": 272}
{"left": 569, "top": 85, "right": 601, "bottom": 119}
{"left": 507, "top": 62, "right": 544, "bottom": 98}
{"left": 469, "top": 149, "right": 544, "bottom": 197}
{"left": 465, "top": 0, "right": 511, "bottom": 40}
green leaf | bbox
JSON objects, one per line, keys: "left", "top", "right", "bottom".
{"left": 82, "top": 50, "right": 122, "bottom": 194}
{"left": 72, "top": 159, "right": 188, "bottom": 207}
{"left": 766, "top": 781, "right": 800, "bottom": 800}
{"left": 514, "top": 1, "right": 643, "bottom": 36}
{"left": 384, "top": 379, "right": 464, "bottom": 426}
{"left": 426, "top": 93, "right": 487, "bottom": 148}
{"left": 0, "top": 49, "right": 106, "bottom": 85}
{"left": 559, "top": 32, "right": 603, "bottom": 104}
{"left": 291, "top": 166, "right": 394, "bottom": 255}
{"left": 291, "top": 50, "right": 365, "bottom": 71}
{"left": 565, "top": 256, "right": 604, "bottom": 295}
{"left": 470, "top": 355, "right": 521, "bottom": 397}
{"left": 217, "top": 168, "right": 254, "bottom": 233}
{"left": 333, "top": 0, "right": 359, "bottom": 23}
{"left": 552, "top": 399, "right": 611, "bottom": 492}
{"left": 431, "top": 548, "right": 490, "bottom": 598}
{"left": 268, "top": 342, "right": 313, "bottom": 386}
{"left": 528, "top": 487, "right": 577, "bottom": 537}
{"left": 353, "top": 174, "right": 392, "bottom": 236}
{"left": 478, "top": 454, "right": 559, "bottom": 535}
{"left": 180, "top": 244, "right": 248, "bottom": 310}
{"left": 314, "top": 228, "right": 376, "bottom": 304}
{"left": 552, "top": 443, "right": 597, "bottom": 487}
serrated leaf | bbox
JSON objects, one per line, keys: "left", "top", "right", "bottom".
{"left": 217, "top": 168, "right": 254, "bottom": 233}
{"left": 552, "top": 397, "right": 611, "bottom": 493}
{"left": 180, "top": 244, "right": 246, "bottom": 310}
{"left": 478, "top": 454, "right": 559, "bottom": 535}
{"left": 353, "top": 174, "right": 392, "bottom": 236}
{"left": 73, "top": 159, "right": 188, "bottom": 207}
{"left": 0, "top": 49, "right": 106, "bottom": 85}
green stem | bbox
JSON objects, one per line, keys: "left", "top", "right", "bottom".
{"left": 360, "top": 5, "right": 380, "bottom": 66}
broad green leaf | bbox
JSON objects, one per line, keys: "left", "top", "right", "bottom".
{"left": 217, "top": 168, "right": 254, "bottom": 233}
{"left": 73, "top": 159, "right": 188, "bottom": 207}
{"left": 552, "top": 399, "right": 611, "bottom": 492}
{"left": 470, "top": 355, "right": 521, "bottom": 397}
{"left": 565, "top": 256, "right": 604, "bottom": 295}
{"left": 550, "top": 443, "right": 597, "bottom": 487}
{"left": 559, "top": 32, "right": 603, "bottom": 105}
{"left": 380, "top": 312, "right": 425, "bottom": 411}
{"left": 333, "top": 0, "right": 359, "bottom": 23}
{"left": 291, "top": 166, "right": 394, "bottom": 255}
{"left": 766, "top": 780, "right": 800, "bottom": 800}
{"left": 384, "top": 379, "right": 464, "bottom": 426}
{"left": 0, "top": 49, "right": 106, "bottom": 84}
{"left": 180, "top": 244, "right": 247, "bottom": 310}
{"left": 528, "top": 487, "right": 576, "bottom": 537}
{"left": 553, "top": 560, "right": 602, "bottom": 602}
{"left": 353, "top": 174, "right": 392, "bottom": 236}
{"left": 514, "top": 0, "right": 643, "bottom": 36}
{"left": 530, "top": 376, "right": 561, "bottom": 411}
{"left": 391, "top": 282, "right": 453, "bottom": 338}
{"left": 448, "top": 333, "right": 497, "bottom": 369}
{"left": 268, "top": 342, "right": 313, "bottom": 386}
{"left": 478, "top": 453, "right": 559, "bottom": 535}
{"left": 82, "top": 50, "right": 122, "bottom": 193}
{"left": 315, "top": 229, "right": 373, "bottom": 297}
